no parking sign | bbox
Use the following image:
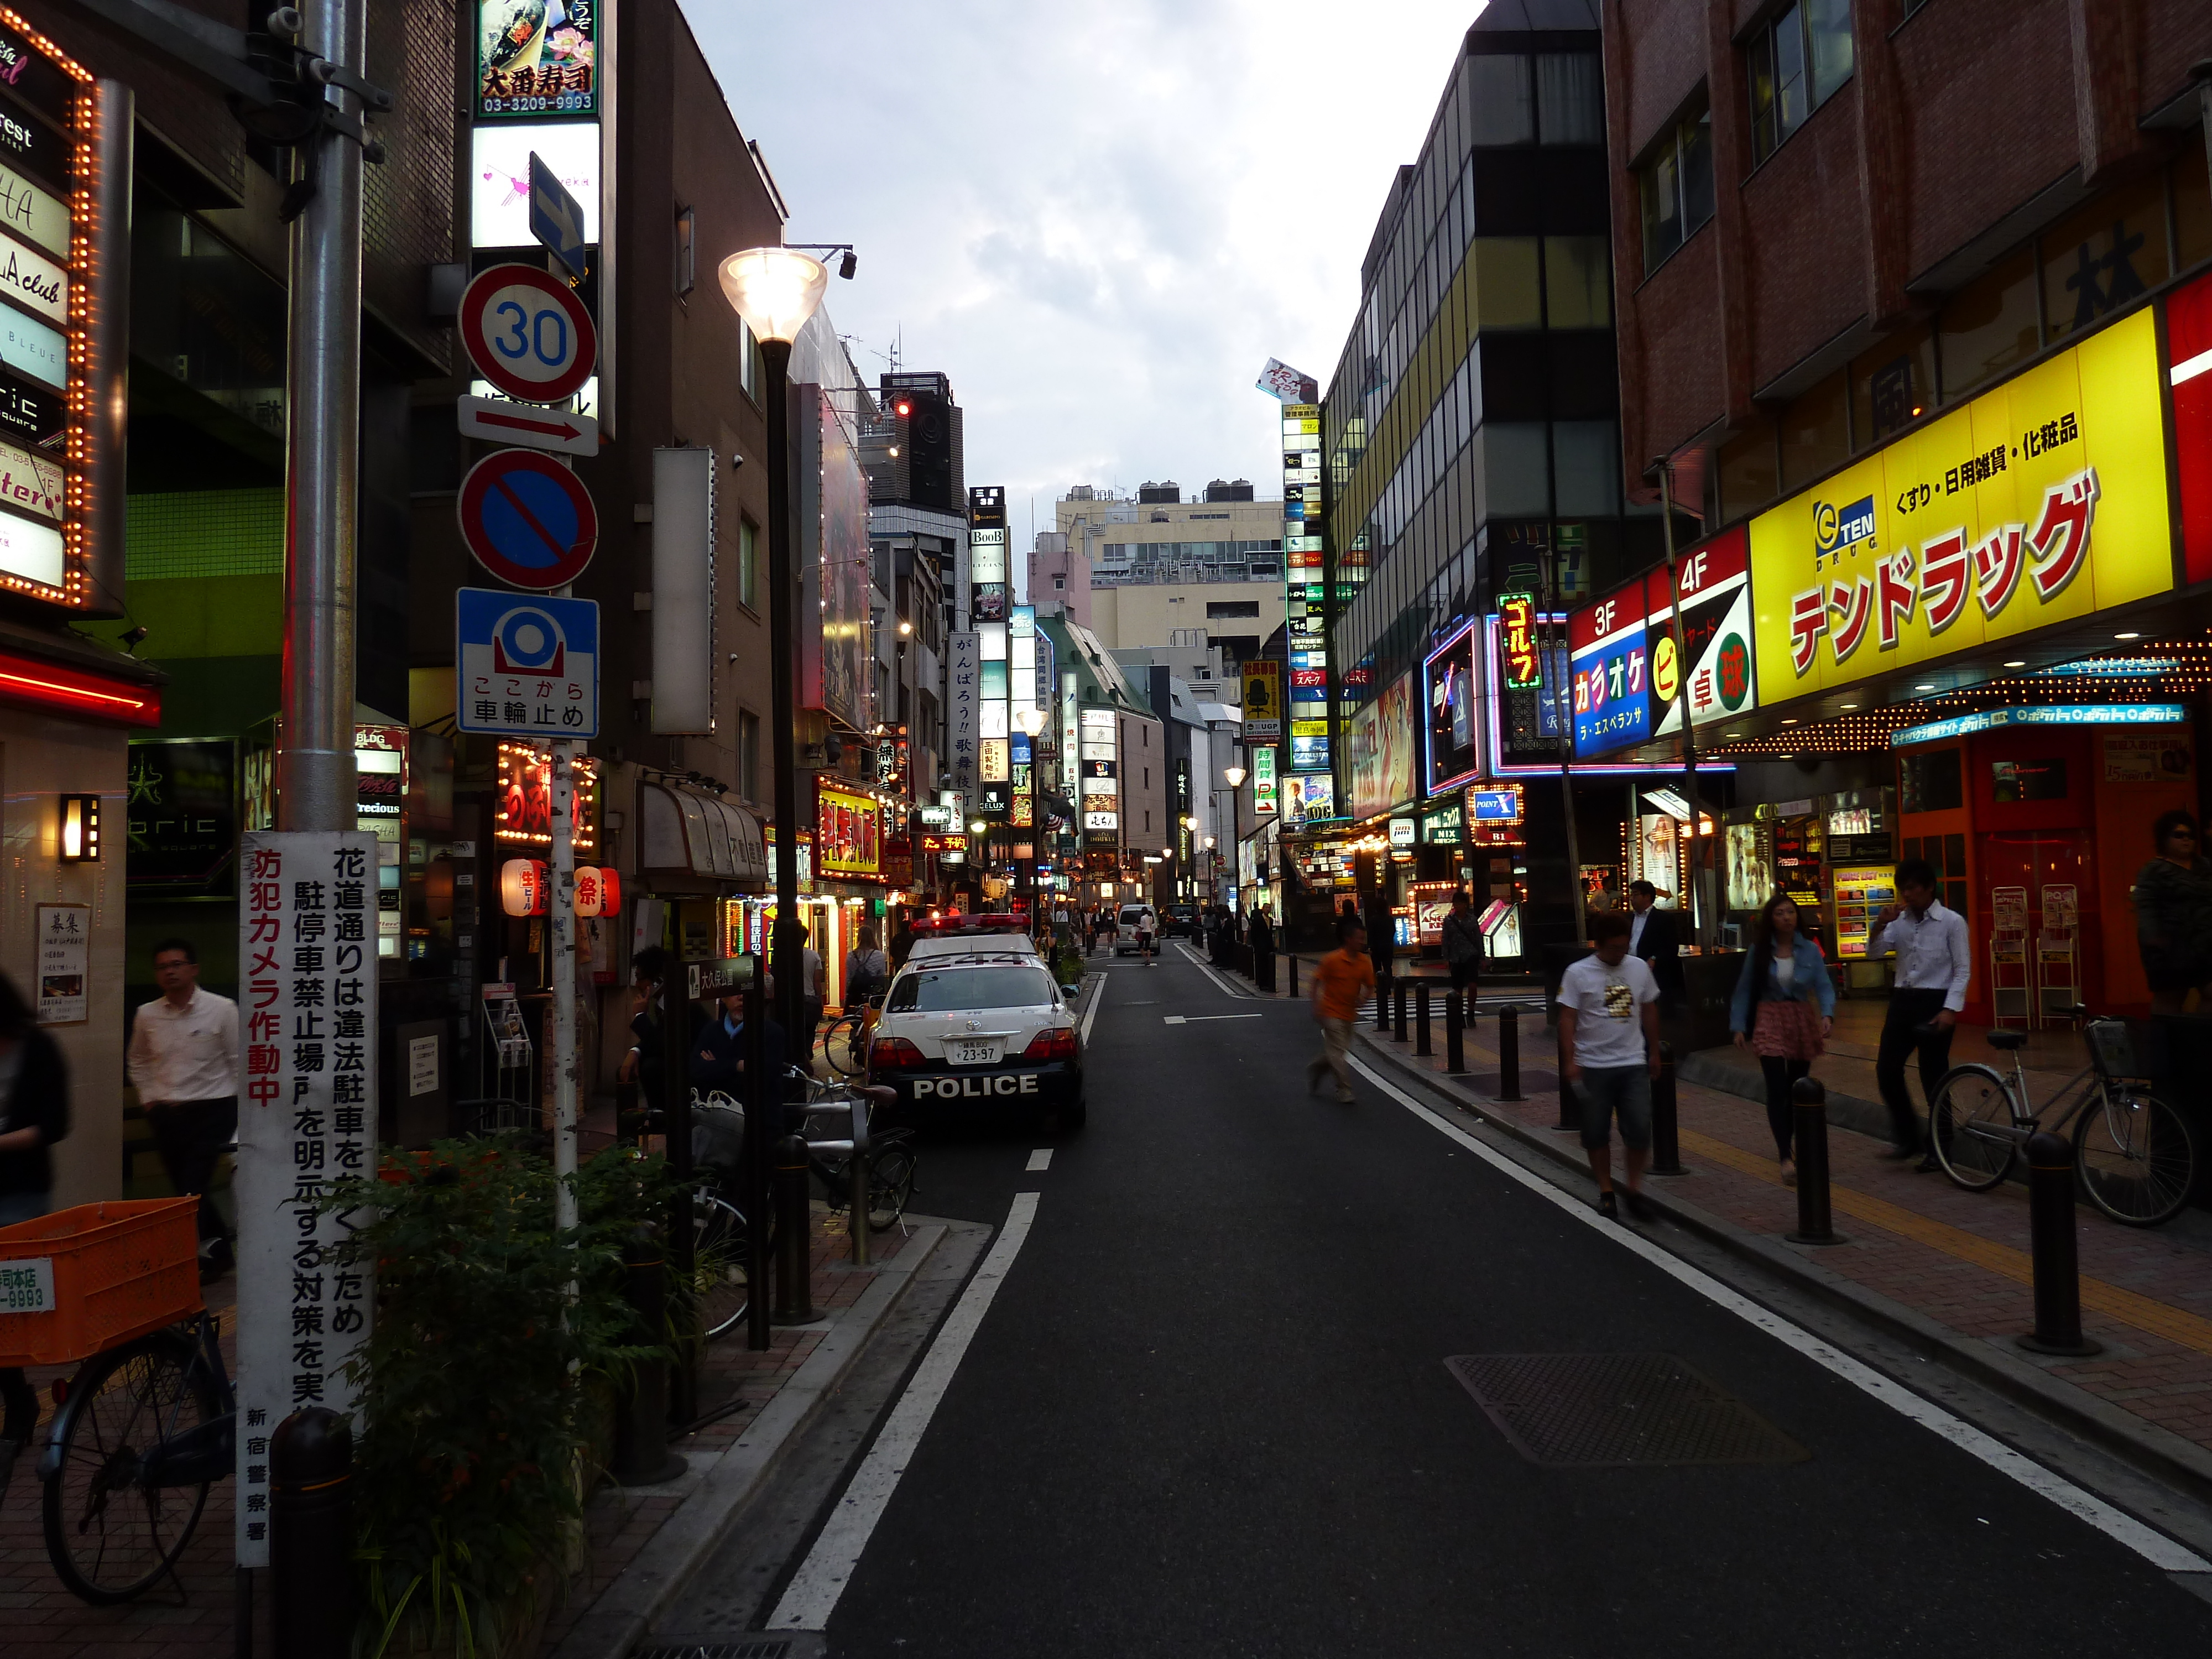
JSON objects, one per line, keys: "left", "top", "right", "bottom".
{"left": 457, "top": 448, "right": 599, "bottom": 588}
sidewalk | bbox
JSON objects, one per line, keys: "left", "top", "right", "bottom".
{"left": 0, "top": 1203, "right": 939, "bottom": 1659}
{"left": 1245, "top": 959, "right": 2212, "bottom": 1495}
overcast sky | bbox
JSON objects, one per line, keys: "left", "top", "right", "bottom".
{"left": 686, "top": 1, "right": 1485, "bottom": 547}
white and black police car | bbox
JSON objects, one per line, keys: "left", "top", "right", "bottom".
{"left": 868, "top": 915, "right": 1086, "bottom": 1128}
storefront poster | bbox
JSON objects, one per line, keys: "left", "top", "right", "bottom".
{"left": 804, "top": 386, "right": 871, "bottom": 731}
{"left": 1752, "top": 306, "right": 2172, "bottom": 702}
{"left": 1724, "top": 822, "right": 1767, "bottom": 912}
{"left": 1242, "top": 660, "right": 1281, "bottom": 740}
{"left": 816, "top": 784, "right": 883, "bottom": 878}
{"left": 1831, "top": 865, "right": 1896, "bottom": 959}
{"left": 477, "top": 0, "right": 598, "bottom": 120}
{"left": 34, "top": 902, "right": 86, "bottom": 1025}
{"left": 1347, "top": 672, "right": 1416, "bottom": 821}
{"left": 2104, "top": 732, "right": 2192, "bottom": 782}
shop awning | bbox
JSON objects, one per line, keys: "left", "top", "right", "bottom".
{"left": 639, "top": 781, "right": 766, "bottom": 888}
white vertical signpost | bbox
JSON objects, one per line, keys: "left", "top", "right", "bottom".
{"left": 234, "top": 832, "right": 380, "bottom": 1561}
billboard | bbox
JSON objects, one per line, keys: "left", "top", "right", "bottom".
{"left": 1569, "top": 526, "right": 1755, "bottom": 759}
{"left": 816, "top": 782, "right": 882, "bottom": 878}
{"left": 476, "top": 0, "right": 599, "bottom": 120}
{"left": 1242, "top": 659, "right": 1281, "bottom": 739}
{"left": 1347, "top": 673, "right": 1417, "bottom": 821}
{"left": 802, "top": 386, "right": 870, "bottom": 729}
{"left": 1424, "top": 621, "right": 1481, "bottom": 795}
{"left": 1752, "top": 306, "right": 2171, "bottom": 702}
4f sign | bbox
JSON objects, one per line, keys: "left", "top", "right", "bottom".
{"left": 459, "top": 263, "right": 597, "bottom": 404}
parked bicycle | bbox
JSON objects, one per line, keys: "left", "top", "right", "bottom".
{"left": 1926, "top": 1012, "right": 2200, "bottom": 1227}
{"left": 818, "top": 993, "right": 885, "bottom": 1078}
{"left": 686, "top": 1070, "right": 919, "bottom": 1339}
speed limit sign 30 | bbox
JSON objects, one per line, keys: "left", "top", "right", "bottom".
{"left": 458, "top": 263, "right": 598, "bottom": 404}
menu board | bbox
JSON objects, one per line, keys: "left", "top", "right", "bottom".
{"left": 1831, "top": 865, "right": 1896, "bottom": 960}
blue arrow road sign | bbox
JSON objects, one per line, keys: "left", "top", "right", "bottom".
{"left": 456, "top": 587, "right": 599, "bottom": 738}
{"left": 529, "top": 152, "right": 589, "bottom": 280}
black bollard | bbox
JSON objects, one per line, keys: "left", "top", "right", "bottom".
{"left": 270, "top": 1408, "right": 352, "bottom": 1659}
{"left": 613, "top": 1227, "right": 686, "bottom": 1484}
{"left": 1286, "top": 951, "right": 1297, "bottom": 998}
{"left": 773, "top": 1133, "right": 816, "bottom": 1324}
{"left": 1415, "top": 982, "right": 1432, "bottom": 1057}
{"left": 2018, "top": 1129, "right": 2103, "bottom": 1356}
{"left": 1497, "top": 1004, "right": 1525, "bottom": 1102}
{"left": 1785, "top": 1077, "right": 1846, "bottom": 1245}
{"left": 1650, "top": 1041, "right": 1683, "bottom": 1176}
{"left": 1394, "top": 979, "right": 1410, "bottom": 1042}
{"left": 1445, "top": 990, "right": 1467, "bottom": 1074}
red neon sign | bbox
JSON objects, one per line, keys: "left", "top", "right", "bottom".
{"left": 0, "top": 648, "right": 159, "bottom": 724}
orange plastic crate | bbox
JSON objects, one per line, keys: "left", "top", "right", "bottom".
{"left": 0, "top": 1198, "right": 204, "bottom": 1368}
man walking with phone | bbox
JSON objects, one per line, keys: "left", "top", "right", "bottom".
{"left": 1556, "top": 911, "right": 1663, "bottom": 1221}
{"left": 1866, "top": 857, "right": 1971, "bottom": 1165}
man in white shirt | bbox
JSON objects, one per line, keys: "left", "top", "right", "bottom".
{"left": 127, "top": 938, "right": 241, "bottom": 1275}
{"left": 1866, "top": 858, "right": 1973, "bottom": 1164}
{"left": 1556, "top": 911, "right": 1664, "bottom": 1222}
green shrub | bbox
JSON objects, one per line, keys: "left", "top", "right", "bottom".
{"left": 321, "top": 1139, "right": 677, "bottom": 1657}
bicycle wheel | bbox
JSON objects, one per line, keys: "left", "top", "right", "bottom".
{"left": 692, "top": 1193, "right": 758, "bottom": 1339}
{"left": 2074, "top": 1089, "right": 2199, "bottom": 1228}
{"left": 822, "top": 1015, "right": 867, "bottom": 1077}
{"left": 864, "top": 1138, "right": 917, "bottom": 1232}
{"left": 43, "top": 1330, "right": 221, "bottom": 1604}
{"left": 1927, "top": 1063, "right": 2017, "bottom": 1191}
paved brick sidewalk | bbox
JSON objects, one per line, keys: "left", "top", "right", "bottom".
{"left": 1344, "top": 989, "right": 2212, "bottom": 1463}
{"left": 0, "top": 1204, "right": 910, "bottom": 1658}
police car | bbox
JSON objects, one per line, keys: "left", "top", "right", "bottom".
{"left": 869, "top": 915, "right": 1085, "bottom": 1128}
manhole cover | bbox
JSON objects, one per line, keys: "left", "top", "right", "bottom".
{"left": 1446, "top": 1353, "right": 1809, "bottom": 1468}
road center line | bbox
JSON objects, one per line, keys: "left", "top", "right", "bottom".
{"left": 1164, "top": 1013, "right": 1263, "bottom": 1024}
{"left": 1345, "top": 1054, "right": 2210, "bottom": 1578}
{"left": 1025, "top": 1148, "right": 1052, "bottom": 1171}
{"left": 769, "top": 1191, "right": 1044, "bottom": 1631}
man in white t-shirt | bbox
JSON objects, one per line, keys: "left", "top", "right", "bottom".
{"left": 1555, "top": 910, "right": 1663, "bottom": 1223}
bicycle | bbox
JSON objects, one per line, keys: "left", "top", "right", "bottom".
{"left": 0, "top": 1307, "right": 235, "bottom": 1604}
{"left": 818, "top": 993, "right": 885, "bottom": 1078}
{"left": 1926, "top": 1013, "right": 2200, "bottom": 1227}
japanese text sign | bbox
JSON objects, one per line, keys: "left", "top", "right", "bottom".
{"left": 1498, "top": 594, "right": 1541, "bottom": 689}
{"left": 1568, "top": 527, "right": 1755, "bottom": 758}
{"left": 1752, "top": 306, "right": 2171, "bottom": 701}
{"left": 457, "top": 588, "right": 599, "bottom": 738}
{"left": 233, "top": 831, "right": 379, "bottom": 1566}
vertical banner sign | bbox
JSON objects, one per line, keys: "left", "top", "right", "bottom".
{"left": 234, "top": 830, "right": 379, "bottom": 1567}
{"left": 1241, "top": 659, "right": 1281, "bottom": 739}
{"left": 1253, "top": 745, "right": 1278, "bottom": 816}
{"left": 948, "top": 630, "right": 979, "bottom": 797}
{"left": 1273, "top": 388, "right": 1329, "bottom": 773}
{"left": 1499, "top": 594, "right": 1541, "bottom": 688}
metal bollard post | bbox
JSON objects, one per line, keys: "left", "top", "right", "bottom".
{"left": 613, "top": 1227, "right": 685, "bottom": 1485}
{"left": 849, "top": 1091, "right": 870, "bottom": 1269}
{"left": 2018, "top": 1129, "right": 2103, "bottom": 1356}
{"left": 1415, "top": 982, "right": 1432, "bottom": 1056}
{"left": 1497, "top": 1004, "right": 1525, "bottom": 1102}
{"left": 1650, "top": 1041, "right": 1683, "bottom": 1176}
{"left": 1286, "top": 951, "right": 1297, "bottom": 998}
{"left": 1445, "top": 990, "right": 1466, "bottom": 1073}
{"left": 270, "top": 1408, "right": 352, "bottom": 1659}
{"left": 1394, "top": 979, "right": 1410, "bottom": 1042}
{"left": 1786, "top": 1078, "right": 1846, "bottom": 1245}
{"left": 773, "top": 1133, "right": 816, "bottom": 1324}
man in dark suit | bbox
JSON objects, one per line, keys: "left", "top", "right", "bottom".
{"left": 1626, "top": 880, "right": 1685, "bottom": 1001}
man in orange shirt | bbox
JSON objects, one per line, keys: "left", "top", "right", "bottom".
{"left": 1308, "top": 920, "right": 1377, "bottom": 1103}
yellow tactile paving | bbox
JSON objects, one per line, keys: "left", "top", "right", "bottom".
{"left": 1676, "top": 1126, "right": 2212, "bottom": 1358}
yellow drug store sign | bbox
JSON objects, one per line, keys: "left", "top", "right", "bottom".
{"left": 1751, "top": 306, "right": 2173, "bottom": 702}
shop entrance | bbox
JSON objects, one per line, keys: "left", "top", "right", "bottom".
{"left": 1979, "top": 831, "right": 2094, "bottom": 1026}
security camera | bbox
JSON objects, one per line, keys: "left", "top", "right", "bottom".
{"left": 729, "top": 451, "right": 744, "bottom": 470}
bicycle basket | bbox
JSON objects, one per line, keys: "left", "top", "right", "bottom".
{"left": 2084, "top": 1019, "right": 2139, "bottom": 1079}
{"left": 692, "top": 1100, "right": 746, "bottom": 1173}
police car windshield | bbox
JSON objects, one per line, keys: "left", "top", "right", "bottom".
{"left": 887, "top": 966, "right": 1057, "bottom": 1014}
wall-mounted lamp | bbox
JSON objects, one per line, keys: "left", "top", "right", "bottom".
{"left": 59, "top": 794, "right": 100, "bottom": 862}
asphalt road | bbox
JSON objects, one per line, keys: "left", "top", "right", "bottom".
{"left": 754, "top": 942, "right": 2212, "bottom": 1656}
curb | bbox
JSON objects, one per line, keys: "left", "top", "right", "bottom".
{"left": 1348, "top": 1023, "right": 2212, "bottom": 1515}
{"left": 1674, "top": 1046, "right": 1895, "bottom": 1144}
{"left": 550, "top": 1221, "right": 953, "bottom": 1659}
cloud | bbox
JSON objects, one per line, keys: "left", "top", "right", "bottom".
{"left": 684, "top": 0, "right": 1482, "bottom": 529}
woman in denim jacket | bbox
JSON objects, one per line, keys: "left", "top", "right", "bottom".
{"left": 1729, "top": 894, "right": 1835, "bottom": 1185}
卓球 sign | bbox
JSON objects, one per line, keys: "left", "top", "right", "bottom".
{"left": 1752, "top": 305, "right": 2171, "bottom": 701}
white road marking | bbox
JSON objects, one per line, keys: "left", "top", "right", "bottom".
{"left": 1175, "top": 941, "right": 1248, "bottom": 1000}
{"left": 1164, "top": 1015, "right": 1186, "bottom": 1025}
{"left": 1078, "top": 974, "right": 1104, "bottom": 1045}
{"left": 1347, "top": 1054, "right": 2212, "bottom": 1577}
{"left": 1164, "top": 1013, "right": 1263, "bottom": 1024}
{"left": 769, "top": 1191, "right": 1045, "bottom": 1630}
{"left": 1025, "top": 1148, "right": 1053, "bottom": 1171}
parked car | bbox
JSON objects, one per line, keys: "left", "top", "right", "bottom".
{"left": 867, "top": 952, "right": 1085, "bottom": 1128}
{"left": 1163, "top": 903, "right": 1199, "bottom": 939}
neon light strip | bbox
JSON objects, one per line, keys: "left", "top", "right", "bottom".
{"left": 0, "top": 664, "right": 150, "bottom": 714}
{"left": 1890, "top": 702, "right": 2187, "bottom": 748}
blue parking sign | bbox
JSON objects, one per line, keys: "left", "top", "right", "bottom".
{"left": 456, "top": 587, "right": 599, "bottom": 738}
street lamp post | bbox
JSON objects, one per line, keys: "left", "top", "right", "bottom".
{"left": 719, "top": 246, "right": 828, "bottom": 1354}
{"left": 1222, "top": 761, "right": 1246, "bottom": 914}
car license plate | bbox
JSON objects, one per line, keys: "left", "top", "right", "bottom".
{"left": 950, "top": 1039, "right": 999, "bottom": 1066}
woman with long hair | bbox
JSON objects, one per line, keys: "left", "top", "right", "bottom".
{"left": 0, "top": 971, "right": 70, "bottom": 1225}
{"left": 1728, "top": 894, "right": 1834, "bottom": 1185}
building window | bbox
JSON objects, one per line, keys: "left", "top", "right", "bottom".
{"left": 674, "top": 207, "right": 695, "bottom": 297}
{"left": 1748, "top": 0, "right": 1853, "bottom": 164}
{"left": 1545, "top": 236, "right": 1613, "bottom": 327}
{"left": 1779, "top": 371, "right": 1849, "bottom": 489}
{"left": 738, "top": 315, "right": 760, "bottom": 400}
{"left": 738, "top": 518, "right": 760, "bottom": 609}
{"left": 738, "top": 711, "right": 760, "bottom": 801}
{"left": 1637, "top": 103, "right": 1713, "bottom": 275}
{"left": 1053, "top": 575, "right": 1065, "bottom": 589}
{"left": 1206, "top": 600, "right": 1260, "bottom": 619}
{"left": 2039, "top": 177, "right": 2169, "bottom": 343}
{"left": 1535, "top": 55, "right": 1604, "bottom": 145}
{"left": 1851, "top": 326, "right": 1933, "bottom": 444}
